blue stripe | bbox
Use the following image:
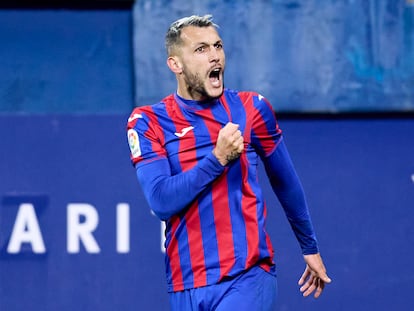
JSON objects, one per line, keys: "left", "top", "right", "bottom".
{"left": 175, "top": 217, "right": 194, "bottom": 288}
{"left": 223, "top": 90, "right": 247, "bottom": 131}
{"left": 226, "top": 160, "right": 248, "bottom": 274}
{"left": 197, "top": 186, "right": 221, "bottom": 284}
{"left": 251, "top": 131, "right": 265, "bottom": 156}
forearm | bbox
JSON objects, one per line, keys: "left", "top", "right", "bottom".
{"left": 136, "top": 151, "right": 224, "bottom": 220}
{"left": 263, "top": 139, "right": 319, "bottom": 254}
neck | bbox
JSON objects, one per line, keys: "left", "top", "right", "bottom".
{"left": 176, "top": 84, "right": 206, "bottom": 101}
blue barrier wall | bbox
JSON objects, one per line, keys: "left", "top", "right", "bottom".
{"left": 0, "top": 8, "right": 133, "bottom": 113}
{"left": 1, "top": 115, "right": 413, "bottom": 310}
{"left": 1, "top": 1, "right": 413, "bottom": 114}
{"left": 133, "top": 0, "right": 414, "bottom": 112}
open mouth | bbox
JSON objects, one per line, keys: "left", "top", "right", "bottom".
{"left": 209, "top": 68, "right": 221, "bottom": 87}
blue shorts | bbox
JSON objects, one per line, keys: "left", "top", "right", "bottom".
{"left": 169, "top": 265, "right": 278, "bottom": 311}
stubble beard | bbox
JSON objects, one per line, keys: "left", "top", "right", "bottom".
{"left": 183, "top": 70, "right": 223, "bottom": 101}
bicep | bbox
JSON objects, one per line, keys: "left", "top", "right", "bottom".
{"left": 249, "top": 95, "right": 282, "bottom": 157}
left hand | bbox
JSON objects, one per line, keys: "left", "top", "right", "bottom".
{"left": 298, "top": 253, "right": 332, "bottom": 298}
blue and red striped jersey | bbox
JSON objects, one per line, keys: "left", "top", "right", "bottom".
{"left": 127, "top": 88, "right": 318, "bottom": 292}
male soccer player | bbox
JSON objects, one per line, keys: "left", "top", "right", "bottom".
{"left": 127, "top": 14, "right": 331, "bottom": 311}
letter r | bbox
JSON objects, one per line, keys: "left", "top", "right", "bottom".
{"left": 67, "top": 203, "right": 100, "bottom": 253}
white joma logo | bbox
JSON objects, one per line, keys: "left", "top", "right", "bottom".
{"left": 174, "top": 126, "right": 194, "bottom": 137}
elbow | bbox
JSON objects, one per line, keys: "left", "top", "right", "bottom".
{"left": 138, "top": 169, "right": 188, "bottom": 220}
{"left": 149, "top": 195, "right": 188, "bottom": 221}
{"left": 151, "top": 205, "right": 172, "bottom": 221}
{"left": 147, "top": 179, "right": 190, "bottom": 220}
{"left": 147, "top": 193, "right": 178, "bottom": 221}
{"left": 146, "top": 185, "right": 176, "bottom": 221}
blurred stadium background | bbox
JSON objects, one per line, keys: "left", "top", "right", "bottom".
{"left": 1, "top": 1, "right": 413, "bottom": 310}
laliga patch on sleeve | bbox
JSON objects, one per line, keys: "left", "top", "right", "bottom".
{"left": 128, "top": 129, "right": 141, "bottom": 158}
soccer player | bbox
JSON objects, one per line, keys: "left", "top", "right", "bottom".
{"left": 127, "top": 14, "right": 331, "bottom": 311}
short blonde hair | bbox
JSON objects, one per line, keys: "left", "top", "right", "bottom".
{"left": 165, "top": 14, "right": 218, "bottom": 55}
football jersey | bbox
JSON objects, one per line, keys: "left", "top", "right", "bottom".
{"left": 127, "top": 89, "right": 301, "bottom": 292}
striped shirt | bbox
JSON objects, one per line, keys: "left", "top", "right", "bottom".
{"left": 127, "top": 89, "right": 317, "bottom": 292}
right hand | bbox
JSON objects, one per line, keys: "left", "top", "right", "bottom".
{"left": 212, "top": 122, "right": 244, "bottom": 166}
{"left": 299, "top": 253, "right": 332, "bottom": 298}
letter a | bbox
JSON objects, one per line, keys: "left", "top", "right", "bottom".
{"left": 7, "top": 203, "right": 46, "bottom": 254}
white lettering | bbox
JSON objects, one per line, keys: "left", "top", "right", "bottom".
{"left": 67, "top": 203, "right": 100, "bottom": 254}
{"left": 116, "top": 203, "right": 130, "bottom": 253}
{"left": 7, "top": 203, "right": 46, "bottom": 254}
{"left": 2, "top": 202, "right": 136, "bottom": 254}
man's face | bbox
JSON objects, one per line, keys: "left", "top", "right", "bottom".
{"left": 174, "top": 26, "right": 225, "bottom": 101}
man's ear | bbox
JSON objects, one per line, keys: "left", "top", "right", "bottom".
{"left": 167, "top": 56, "right": 183, "bottom": 74}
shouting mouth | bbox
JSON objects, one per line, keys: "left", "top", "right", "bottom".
{"left": 209, "top": 68, "right": 222, "bottom": 88}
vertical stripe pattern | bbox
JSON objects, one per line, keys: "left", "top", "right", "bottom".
{"left": 129, "top": 89, "right": 282, "bottom": 292}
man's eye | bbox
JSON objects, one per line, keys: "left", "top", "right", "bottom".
{"left": 215, "top": 43, "right": 223, "bottom": 49}
{"left": 196, "top": 46, "right": 205, "bottom": 52}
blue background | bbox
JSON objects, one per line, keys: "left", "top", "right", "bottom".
{"left": 1, "top": 115, "right": 413, "bottom": 310}
{"left": 0, "top": 8, "right": 133, "bottom": 113}
{"left": 1, "top": 1, "right": 414, "bottom": 310}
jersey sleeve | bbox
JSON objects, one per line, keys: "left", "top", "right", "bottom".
{"left": 136, "top": 153, "right": 225, "bottom": 220}
{"left": 262, "top": 138, "right": 319, "bottom": 255}
{"left": 248, "top": 94, "right": 319, "bottom": 255}
{"left": 249, "top": 94, "right": 283, "bottom": 157}
{"left": 127, "top": 107, "right": 167, "bottom": 166}
{"left": 126, "top": 107, "right": 225, "bottom": 221}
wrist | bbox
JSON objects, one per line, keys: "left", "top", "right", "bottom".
{"left": 212, "top": 148, "right": 227, "bottom": 166}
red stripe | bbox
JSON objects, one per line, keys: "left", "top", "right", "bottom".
{"left": 144, "top": 106, "right": 166, "bottom": 157}
{"left": 167, "top": 216, "right": 184, "bottom": 291}
{"left": 237, "top": 92, "right": 253, "bottom": 141}
{"left": 164, "top": 99, "right": 197, "bottom": 171}
{"left": 220, "top": 94, "right": 232, "bottom": 122}
{"left": 184, "top": 202, "right": 206, "bottom": 287}
{"left": 211, "top": 174, "right": 235, "bottom": 278}
{"left": 259, "top": 259, "right": 273, "bottom": 272}
{"left": 202, "top": 107, "right": 235, "bottom": 278}
{"left": 239, "top": 152, "right": 260, "bottom": 268}
{"left": 165, "top": 100, "right": 207, "bottom": 287}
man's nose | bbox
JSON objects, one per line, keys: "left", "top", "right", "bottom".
{"left": 208, "top": 47, "right": 220, "bottom": 62}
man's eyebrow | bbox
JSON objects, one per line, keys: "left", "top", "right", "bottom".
{"left": 194, "top": 40, "right": 223, "bottom": 47}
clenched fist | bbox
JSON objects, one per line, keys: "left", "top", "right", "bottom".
{"left": 213, "top": 122, "right": 244, "bottom": 166}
